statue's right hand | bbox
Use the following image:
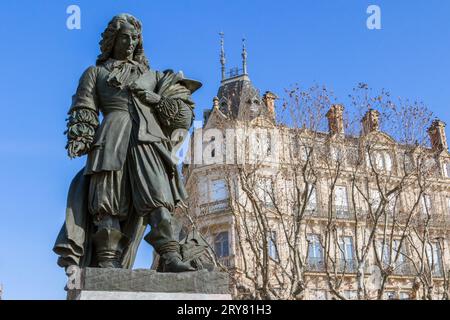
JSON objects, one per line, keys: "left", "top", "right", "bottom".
{"left": 67, "top": 140, "right": 89, "bottom": 158}
{"left": 132, "top": 88, "right": 161, "bottom": 105}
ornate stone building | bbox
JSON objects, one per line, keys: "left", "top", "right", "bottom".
{"left": 179, "top": 41, "right": 450, "bottom": 300}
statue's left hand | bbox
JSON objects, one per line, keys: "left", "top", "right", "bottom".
{"left": 132, "top": 88, "right": 161, "bottom": 105}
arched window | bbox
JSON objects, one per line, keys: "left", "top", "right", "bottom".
{"left": 367, "top": 150, "right": 393, "bottom": 172}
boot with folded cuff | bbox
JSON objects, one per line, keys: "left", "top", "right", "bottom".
{"left": 92, "top": 228, "right": 130, "bottom": 268}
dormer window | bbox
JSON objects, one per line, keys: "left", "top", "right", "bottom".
{"left": 219, "top": 97, "right": 229, "bottom": 114}
{"left": 247, "top": 97, "right": 260, "bottom": 105}
{"left": 210, "top": 137, "right": 216, "bottom": 158}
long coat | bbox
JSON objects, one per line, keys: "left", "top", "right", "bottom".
{"left": 72, "top": 59, "right": 172, "bottom": 175}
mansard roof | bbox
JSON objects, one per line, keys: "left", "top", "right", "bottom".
{"left": 216, "top": 74, "right": 262, "bottom": 121}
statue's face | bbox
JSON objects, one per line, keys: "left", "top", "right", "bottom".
{"left": 113, "top": 22, "right": 139, "bottom": 61}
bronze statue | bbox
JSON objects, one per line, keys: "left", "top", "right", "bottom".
{"left": 54, "top": 14, "right": 202, "bottom": 272}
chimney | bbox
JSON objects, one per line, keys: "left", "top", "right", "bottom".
{"left": 428, "top": 119, "right": 448, "bottom": 151}
{"left": 362, "top": 109, "right": 380, "bottom": 135}
{"left": 326, "top": 104, "right": 345, "bottom": 136}
{"left": 263, "top": 91, "right": 277, "bottom": 120}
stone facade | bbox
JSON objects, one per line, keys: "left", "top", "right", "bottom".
{"left": 180, "top": 70, "right": 450, "bottom": 300}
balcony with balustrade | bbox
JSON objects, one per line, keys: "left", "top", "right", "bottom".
{"left": 392, "top": 261, "right": 416, "bottom": 276}
{"left": 293, "top": 205, "right": 326, "bottom": 218}
{"left": 305, "top": 257, "right": 326, "bottom": 272}
{"left": 292, "top": 205, "right": 370, "bottom": 221}
{"left": 305, "top": 257, "right": 370, "bottom": 274}
{"left": 334, "top": 205, "right": 352, "bottom": 220}
{"left": 390, "top": 261, "right": 444, "bottom": 278}
{"left": 426, "top": 213, "right": 450, "bottom": 228}
{"left": 199, "top": 199, "right": 230, "bottom": 215}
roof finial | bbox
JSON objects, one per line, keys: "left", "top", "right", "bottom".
{"left": 242, "top": 37, "right": 248, "bottom": 75}
{"left": 219, "top": 32, "right": 226, "bottom": 81}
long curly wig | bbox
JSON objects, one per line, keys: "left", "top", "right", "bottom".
{"left": 96, "top": 14, "right": 150, "bottom": 69}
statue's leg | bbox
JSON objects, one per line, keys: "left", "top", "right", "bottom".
{"left": 92, "top": 216, "right": 129, "bottom": 268}
{"left": 126, "top": 138, "right": 193, "bottom": 272}
{"left": 89, "top": 170, "right": 130, "bottom": 268}
{"left": 145, "top": 207, "right": 194, "bottom": 272}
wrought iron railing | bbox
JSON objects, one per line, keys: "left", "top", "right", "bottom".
{"left": 336, "top": 258, "right": 358, "bottom": 273}
{"left": 292, "top": 205, "right": 450, "bottom": 227}
{"left": 392, "top": 262, "right": 415, "bottom": 276}
{"left": 305, "top": 257, "right": 326, "bottom": 272}
{"left": 306, "top": 259, "right": 443, "bottom": 278}
{"left": 392, "top": 261, "right": 444, "bottom": 278}
{"left": 293, "top": 205, "right": 325, "bottom": 217}
{"left": 335, "top": 205, "right": 352, "bottom": 219}
{"left": 293, "top": 205, "right": 370, "bottom": 220}
{"left": 305, "top": 257, "right": 367, "bottom": 274}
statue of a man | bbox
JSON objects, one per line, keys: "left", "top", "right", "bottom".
{"left": 54, "top": 14, "right": 201, "bottom": 272}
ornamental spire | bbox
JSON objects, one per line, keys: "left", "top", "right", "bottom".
{"left": 219, "top": 32, "right": 226, "bottom": 81}
{"left": 242, "top": 37, "right": 248, "bottom": 75}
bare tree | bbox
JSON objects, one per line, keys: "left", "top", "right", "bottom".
{"left": 180, "top": 83, "right": 449, "bottom": 300}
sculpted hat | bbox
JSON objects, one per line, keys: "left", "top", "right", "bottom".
{"left": 179, "top": 78, "right": 202, "bottom": 94}
{"left": 175, "top": 71, "right": 202, "bottom": 94}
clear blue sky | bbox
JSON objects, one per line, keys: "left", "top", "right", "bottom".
{"left": 0, "top": 0, "right": 449, "bottom": 299}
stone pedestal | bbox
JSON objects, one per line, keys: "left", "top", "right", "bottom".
{"left": 66, "top": 267, "right": 231, "bottom": 300}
